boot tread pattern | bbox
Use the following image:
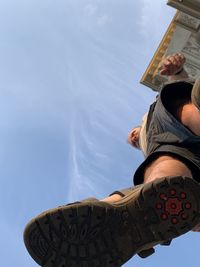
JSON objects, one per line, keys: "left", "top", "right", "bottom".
{"left": 24, "top": 176, "right": 200, "bottom": 266}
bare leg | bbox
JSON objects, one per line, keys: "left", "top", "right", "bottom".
{"left": 178, "top": 103, "right": 200, "bottom": 136}
{"left": 100, "top": 194, "right": 123, "bottom": 203}
{"left": 101, "top": 155, "right": 193, "bottom": 203}
{"left": 143, "top": 155, "right": 192, "bottom": 184}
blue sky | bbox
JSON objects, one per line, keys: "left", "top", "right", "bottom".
{"left": 0, "top": 0, "right": 199, "bottom": 266}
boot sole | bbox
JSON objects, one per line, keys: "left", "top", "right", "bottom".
{"left": 24, "top": 176, "right": 200, "bottom": 267}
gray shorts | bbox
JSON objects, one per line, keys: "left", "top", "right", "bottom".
{"left": 134, "top": 80, "right": 200, "bottom": 185}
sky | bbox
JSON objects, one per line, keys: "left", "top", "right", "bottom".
{"left": 0, "top": 0, "right": 199, "bottom": 266}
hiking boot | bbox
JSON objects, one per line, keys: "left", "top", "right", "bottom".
{"left": 23, "top": 176, "right": 200, "bottom": 267}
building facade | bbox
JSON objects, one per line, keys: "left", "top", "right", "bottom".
{"left": 141, "top": 0, "right": 200, "bottom": 91}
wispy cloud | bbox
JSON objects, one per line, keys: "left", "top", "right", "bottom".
{"left": 85, "top": 3, "right": 97, "bottom": 16}
{"left": 97, "top": 14, "right": 110, "bottom": 27}
{"left": 83, "top": 2, "right": 110, "bottom": 29}
{"left": 66, "top": 105, "right": 114, "bottom": 201}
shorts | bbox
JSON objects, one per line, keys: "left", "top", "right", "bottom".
{"left": 134, "top": 80, "right": 200, "bottom": 185}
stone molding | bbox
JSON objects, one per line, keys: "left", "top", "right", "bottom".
{"left": 167, "top": 0, "right": 200, "bottom": 19}
{"left": 175, "top": 12, "right": 200, "bottom": 32}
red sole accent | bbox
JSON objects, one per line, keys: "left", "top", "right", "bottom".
{"left": 155, "top": 189, "right": 193, "bottom": 224}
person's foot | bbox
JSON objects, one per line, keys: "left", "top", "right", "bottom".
{"left": 24, "top": 176, "right": 200, "bottom": 267}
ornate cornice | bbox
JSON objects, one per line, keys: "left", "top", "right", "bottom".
{"left": 140, "top": 13, "right": 178, "bottom": 91}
